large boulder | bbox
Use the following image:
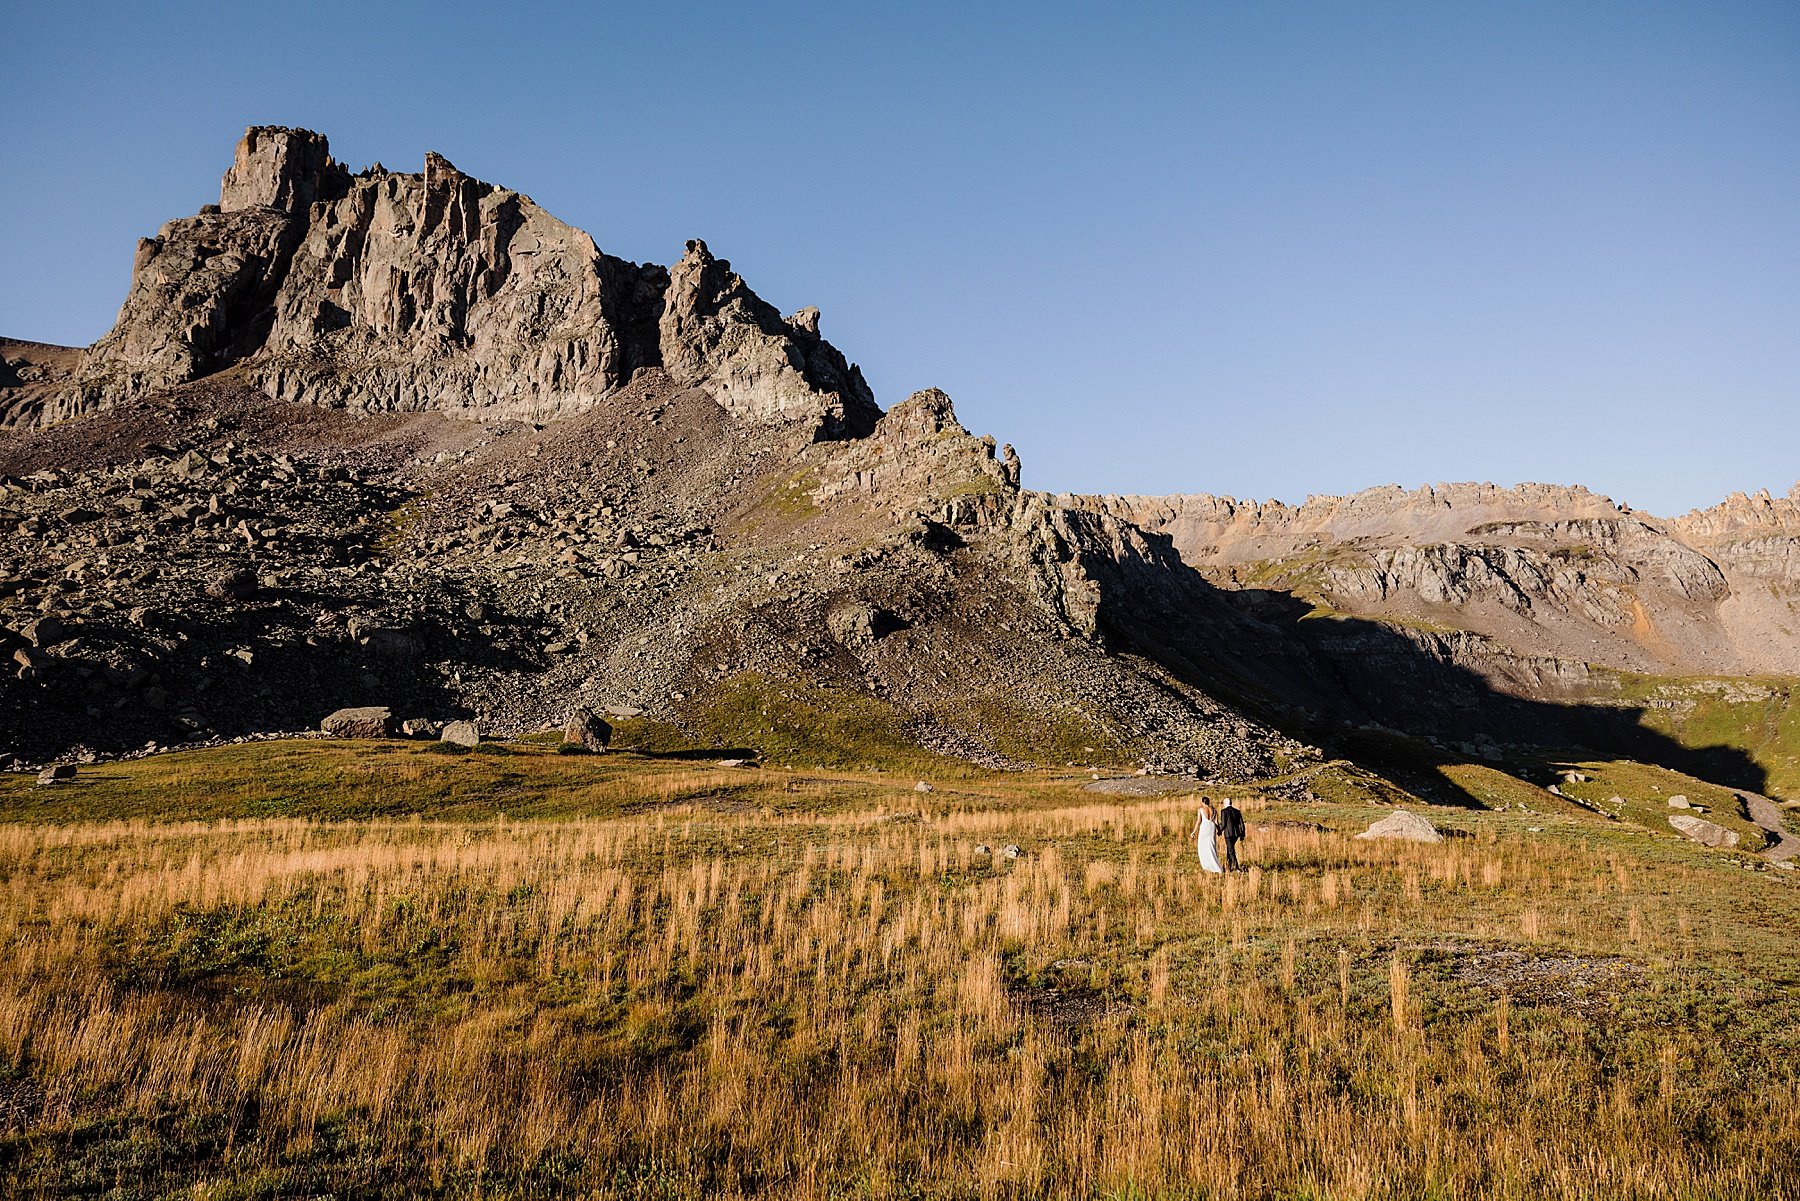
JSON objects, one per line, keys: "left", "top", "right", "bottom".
{"left": 35, "top": 764, "right": 76, "bottom": 785}
{"left": 439, "top": 720, "right": 481, "bottom": 748}
{"left": 321, "top": 706, "right": 396, "bottom": 739}
{"left": 1355, "top": 810, "right": 1444, "bottom": 844}
{"left": 1668, "top": 814, "right": 1739, "bottom": 848}
{"left": 21, "top": 616, "right": 68, "bottom": 647}
{"left": 562, "top": 708, "right": 612, "bottom": 752}
{"left": 206, "top": 569, "right": 259, "bottom": 601}
{"left": 826, "top": 600, "right": 899, "bottom": 646}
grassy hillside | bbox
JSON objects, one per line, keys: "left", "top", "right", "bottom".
{"left": 1536, "top": 755, "right": 1774, "bottom": 849}
{"left": 0, "top": 741, "right": 1796, "bottom": 1198}
{"left": 1597, "top": 671, "right": 1800, "bottom": 801}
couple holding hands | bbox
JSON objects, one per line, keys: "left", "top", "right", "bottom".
{"left": 1192, "top": 796, "right": 1247, "bottom": 874}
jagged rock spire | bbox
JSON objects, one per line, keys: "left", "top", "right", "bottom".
{"left": 219, "top": 126, "right": 348, "bottom": 213}
{"left": 661, "top": 240, "right": 879, "bottom": 437}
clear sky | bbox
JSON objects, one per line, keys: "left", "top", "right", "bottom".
{"left": 4, "top": 1, "right": 1796, "bottom": 516}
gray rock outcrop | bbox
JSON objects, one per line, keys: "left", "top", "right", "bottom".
{"left": 219, "top": 126, "right": 347, "bottom": 212}
{"left": 1067, "top": 478, "right": 1800, "bottom": 692}
{"left": 439, "top": 719, "right": 480, "bottom": 747}
{"left": 660, "top": 240, "right": 877, "bottom": 436}
{"left": 0, "top": 339, "right": 81, "bottom": 430}
{"left": 1668, "top": 814, "right": 1739, "bottom": 848}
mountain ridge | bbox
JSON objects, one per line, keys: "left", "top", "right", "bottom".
{"left": 2, "top": 126, "right": 1795, "bottom": 809}
{"left": 7, "top": 127, "right": 876, "bottom": 439}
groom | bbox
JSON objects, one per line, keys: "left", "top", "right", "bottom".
{"left": 1219, "top": 798, "right": 1246, "bottom": 872}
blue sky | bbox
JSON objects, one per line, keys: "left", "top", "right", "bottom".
{"left": 4, "top": 1, "right": 1796, "bottom": 515}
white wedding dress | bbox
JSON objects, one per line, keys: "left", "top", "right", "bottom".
{"left": 1197, "top": 811, "right": 1224, "bottom": 874}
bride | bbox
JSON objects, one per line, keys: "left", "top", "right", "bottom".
{"left": 1192, "top": 797, "right": 1224, "bottom": 874}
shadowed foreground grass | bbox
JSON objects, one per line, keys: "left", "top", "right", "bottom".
{"left": 0, "top": 741, "right": 1797, "bottom": 1198}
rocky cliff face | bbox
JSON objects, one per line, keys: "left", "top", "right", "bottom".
{"left": 17, "top": 127, "right": 876, "bottom": 438}
{"left": 1673, "top": 485, "right": 1800, "bottom": 581}
{"left": 0, "top": 366, "right": 1293, "bottom": 776}
{"left": 0, "top": 341, "right": 81, "bottom": 430}
{"left": 1078, "top": 480, "right": 1800, "bottom": 688}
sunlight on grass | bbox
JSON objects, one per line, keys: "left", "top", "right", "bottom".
{"left": 0, "top": 743, "right": 1795, "bottom": 1197}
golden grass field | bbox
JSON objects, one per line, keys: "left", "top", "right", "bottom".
{"left": 0, "top": 740, "right": 1796, "bottom": 1198}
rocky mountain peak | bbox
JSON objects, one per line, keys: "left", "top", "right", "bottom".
{"left": 3, "top": 127, "right": 1796, "bottom": 788}
{"left": 1672, "top": 481, "right": 1800, "bottom": 544}
{"left": 659, "top": 239, "right": 877, "bottom": 437}
{"left": 219, "top": 125, "right": 349, "bottom": 213}
{"left": 878, "top": 388, "right": 964, "bottom": 443}
{"left": 9, "top": 127, "right": 878, "bottom": 440}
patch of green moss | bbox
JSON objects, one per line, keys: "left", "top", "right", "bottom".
{"left": 1298, "top": 760, "right": 1422, "bottom": 808}
{"left": 939, "top": 474, "right": 1007, "bottom": 501}
{"left": 373, "top": 497, "right": 425, "bottom": 555}
{"left": 762, "top": 466, "right": 822, "bottom": 519}
{"left": 673, "top": 672, "right": 951, "bottom": 771}
{"left": 954, "top": 693, "right": 1126, "bottom": 766}
{"left": 1372, "top": 612, "right": 1465, "bottom": 636}
{"left": 0, "top": 741, "right": 631, "bottom": 824}
{"left": 1234, "top": 544, "right": 1371, "bottom": 611}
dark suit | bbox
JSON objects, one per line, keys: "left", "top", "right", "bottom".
{"left": 1219, "top": 806, "right": 1246, "bottom": 871}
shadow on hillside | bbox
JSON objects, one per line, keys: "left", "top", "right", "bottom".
{"left": 629, "top": 748, "right": 764, "bottom": 763}
{"left": 0, "top": 595, "right": 549, "bottom": 762}
{"left": 1096, "top": 537, "right": 1770, "bottom": 808}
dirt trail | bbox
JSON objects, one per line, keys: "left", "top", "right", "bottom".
{"left": 1742, "top": 792, "right": 1799, "bottom": 862}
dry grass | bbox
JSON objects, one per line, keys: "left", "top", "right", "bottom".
{"left": 0, "top": 747, "right": 1797, "bottom": 1198}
